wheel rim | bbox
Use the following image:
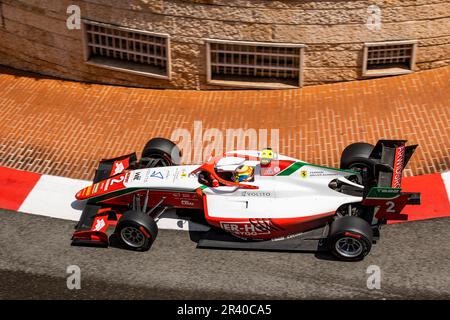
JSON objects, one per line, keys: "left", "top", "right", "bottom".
{"left": 120, "top": 226, "right": 146, "bottom": 248}
{"left": 335, "top": 236, "right": 363, "bottom": 258}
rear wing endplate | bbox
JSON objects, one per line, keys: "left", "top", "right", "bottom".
{"left": 369, "top": 140, "right": 418, "bottom": 188}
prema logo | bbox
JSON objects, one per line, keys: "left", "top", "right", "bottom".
{"left": 111, "top": 158, "right": 129, "bottom": 176}
{"left": 392, "top": 145, "right": 405, "bottom": 188}
{"left": 93, "top": 218, "right": 106, "bottom": 231}
{"left": 113, "top": 162, "right": 125, "bottom": 175}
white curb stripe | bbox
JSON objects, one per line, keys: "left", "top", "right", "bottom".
{"left": 442, "top": 171, "right": 450, "bottom": 202}
{"left": 18, "top": 174, "right": 210, "bottom": 232}
{"left": 19, "top": 175, "right": 90, "bottom": 221}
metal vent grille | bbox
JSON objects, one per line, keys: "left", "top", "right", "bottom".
{"left": 366, "top": 43, "right": 414, "bottom": 68}
{"left": 207, "top": 40, "right": 305, "bottom": 88}
{"left": 83, "top": 20, "right": 170, "bottom": 78}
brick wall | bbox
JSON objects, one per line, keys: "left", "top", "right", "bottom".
{"left": 0, "top": 0, "right": 448, "bottom": 89}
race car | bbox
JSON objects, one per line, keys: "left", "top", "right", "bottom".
{"left": 72, "top": 138, "right": 420, "bottom": 261}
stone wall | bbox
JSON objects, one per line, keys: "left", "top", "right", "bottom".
{"left": 0, "top": 0, "right": 449, "bottom": 89}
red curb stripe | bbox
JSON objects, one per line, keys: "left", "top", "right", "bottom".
{"left": 0, "top": 167, "right": 41, "bottom": 211}
{"left": 389, "top": 173, "right": 450, "bottom": 223}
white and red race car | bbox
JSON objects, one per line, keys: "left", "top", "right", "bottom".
{"left": 72, "top": 138, "right": 420, "bottom": 261}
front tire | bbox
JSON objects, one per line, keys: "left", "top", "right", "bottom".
{"left": 114, "top": 211, "right": 158, "bottom": 251}
{"left": 141, "top": 137, "right": 181, "bottom": 167}
{"left": 328, "top": 216, "right": 373, "bottom": 261}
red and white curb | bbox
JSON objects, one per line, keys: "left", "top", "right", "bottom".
{"left": 394, "top": 171, "right": 450, "bottom": 223}
{"left": 0, "top": 167, "right": 209, "bottom": 232}
{"left": 0, "top": 166, "right": 449, "bottom": 228}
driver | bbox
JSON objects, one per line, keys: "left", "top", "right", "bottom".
{"left": 233, "top": 164, "right": 254, "bottom": 182}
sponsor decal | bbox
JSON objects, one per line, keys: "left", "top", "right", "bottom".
{"left": 181, "top": 200, "right": 195, "bottom": 206}
{"left": 113, "top": 162, "right": 124, "bottom": 175}
{"left": 172, "top": 168, "right": 179, "bottom": 182}
{"left": 150, "top": 170, "right": 164, "bottom": 179}
{"left": 111, "top": 159, "right": 129, "bottom": 176}
{"left": 133, "top": 172, "right": 142, "bottom": 181}
{"left": 367, "top": 187, "right": 400, "bottom": 199}
{"left": 273, "top": 166, "right": 280, "bottom": 173}
{"left": 143, "top": 170, "right": 154, "bottom": 182}
{"left": 240, "top": 191, "right": 271, "bottom": 197}
{"left": 93, "top": 218, "right": 106, "bottom": 231}
{"left": 392, "top": 145, "right": 405, "bottom": 188}
{"left": 271, "top": 232, "right": 304, "bottom": 242}
{"left": 220, "top": 221, "right": 271, "bottom": 237}
{"left": 301, "top": 169, "right": 337, "bottom": 177}
{"left": 309, "top": 171, "right": 337, "bottom": 177}
{"left": 173, "top": 169, "right": 194, "bottom": 182}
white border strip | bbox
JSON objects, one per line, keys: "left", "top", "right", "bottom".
{"left": 442, "top": 171, "right": 450, "bottom": 202}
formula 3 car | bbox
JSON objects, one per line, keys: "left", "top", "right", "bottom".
{"left": 72, "top": 138, "right": 420, "bottom": 261}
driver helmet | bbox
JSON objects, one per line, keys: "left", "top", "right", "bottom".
{"left": 233, "top": 165, "right": 254, "bottom": 182}
{"left": 260, "top": 147, "right": 275, "bottom": 166}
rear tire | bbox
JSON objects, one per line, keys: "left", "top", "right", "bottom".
{"left": 340, "top": 142, "right": 375, "bottom": 185}
{"left": 142, "top": 137, "right": 181, "bottom": 167}
{"left": 340, "top": 142, "right": 374, "bottom": 169}
{"left": 328, "top": 216, "right": 373, "bottom": 261}
{"left": 115, "top": 210, "right": 158, "bottom": 251}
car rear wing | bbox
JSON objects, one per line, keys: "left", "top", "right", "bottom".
{"left": 362, "top": 140, "right": 420, "bottom": 221}
{"left": 368, "top": 140, "right": 418, "bottom": 188}
{"left": 362, "top": 187, "right": 420, "bottom": 221}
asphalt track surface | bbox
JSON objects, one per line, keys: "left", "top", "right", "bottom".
{"left": 1, "top": 209, "right": 449, "bottom": 300}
